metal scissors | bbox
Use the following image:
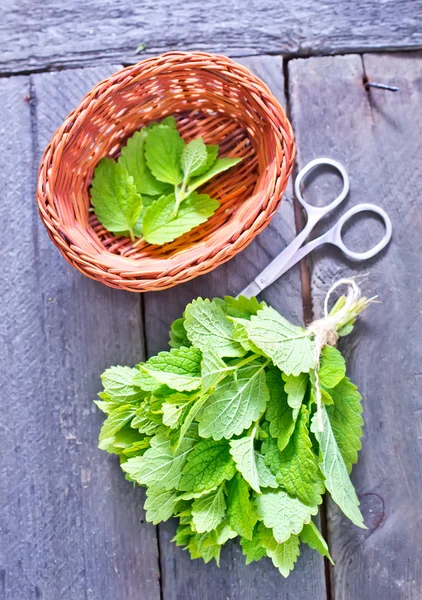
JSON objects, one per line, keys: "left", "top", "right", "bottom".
{"left": 240, "top": 158, "right": 393, "bottom": 298}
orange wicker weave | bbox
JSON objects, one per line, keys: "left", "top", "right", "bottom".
{"left": 37, "top": 52, "right": 295, "bottom": 292}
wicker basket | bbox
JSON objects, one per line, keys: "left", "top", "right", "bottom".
{"left": 37, "top": 52, "right": 295, "bottom": 292}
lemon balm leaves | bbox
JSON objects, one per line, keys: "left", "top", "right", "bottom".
{"left": 312, "top": 407, "right": 365, "bottom": 528}
{"left": 191, "top": 486, "right": 226, "bottom": 533}
{"left": 198, "top": 364, "right": 269, "bottom": 440}
{"left": 101, "top": 365, "right": 146, "bottom": 403}
{"left": 178, "top": 439, "right": 236, "bottom": 493}
{"left": 140, "top": 347, "right": 202, "bottom": 392}
{"left": 90, "top": 158, "right": 143, "bottom": 240}
{"left": 255, "top": 489, "right": 318, "bottom": 544}
{"left": 300, "top": 521, "right": 334, "bottom": 564}
{"left": 142, "top": 192, "right": 219, "bottom": 245}
{"left": 184, "top": 298, "right": 245, "bottom": 358}
{"left": 122, "top": 432, "right": 195, "bottom": 490}
{"left": 94, "top": 292, "right": 368, "bottom": 575}
{"left": 229, "top": 430, "right": 261, "bottom": 493}
{"left": 239, "top": 306, "right": 315, "bottom": 376}
{"left": 227, "top": 475, "right": 258, "bottom": 539}
{"left": 188, "top": 157, "right": 242, "bottom": 192}
{"left": 319, "top": 345, "right": 346, "bottom": 389}
{"left": 181, "top": 137, "right": 208, "bottom": 179}
{"left": 277, "top": 405, "right": 325, "bottom": 506}
{"left": 259, "top": 526, "right": 301, "bottom": 578}
{"left": 282, "top": 372, "right": 308, "bottom": 419}
{"left": 145, "top": 123, "right": 185, "bottom": 185}
{"left": 119, "top": 129, "right": 171, "bottom": 196}
{"left": 91, "top": 117, "right": 240, "bottom": 243}
{"left": 326, "top": 377, "right": 363, "bottom": 473}
{"left": 145, "top": 487, "right": 179, "bottom": 524}
{"left": 265, "top": 367, "right": 296, "bottom": 451}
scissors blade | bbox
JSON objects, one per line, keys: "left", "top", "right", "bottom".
{"left": 237, "top": 280, "right": 262, "bottom": 299}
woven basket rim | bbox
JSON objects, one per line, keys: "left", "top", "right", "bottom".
{"left": 36, "top": 51, "right": 296, "bottom": 291}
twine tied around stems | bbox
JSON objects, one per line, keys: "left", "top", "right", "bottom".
{"left": 307, "top": 278, "right": 374, "bottom": 432}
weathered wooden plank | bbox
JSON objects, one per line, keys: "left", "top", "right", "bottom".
{"left": 0, "top": 67, "right": 160, "bottom": 600}
{"left": 144, "top": 55, "right": 327, "bottom": 600}
{"left": 1, "top": 0, "right": 422, "bottom": 74}
{"left": 288, "top": 52, "right": 422, "bottom": 599}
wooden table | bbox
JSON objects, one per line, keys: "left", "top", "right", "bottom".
{"left": 1, "top": 2, "right": 422, "bottom": 599}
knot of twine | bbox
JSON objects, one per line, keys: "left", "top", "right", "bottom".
{"left": 307, "top": 278, "right": 362, "bottom": 432}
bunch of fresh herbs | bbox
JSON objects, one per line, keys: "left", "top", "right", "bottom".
{"left": 90, "top": 116, "right": 241, "bottom": 244}
{"left": 95, "top": 293, "right": 368, "bottom": 576}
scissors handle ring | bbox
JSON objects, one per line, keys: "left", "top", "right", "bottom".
{"left": 294, "top": 158, "right": 350, "bottom": 213}
{"left": 331, "top": 203, "right": 393, "bottom": 261}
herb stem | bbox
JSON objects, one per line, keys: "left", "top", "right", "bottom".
{"left": 227, "top": 353, "right": 261, "bottom": 370}
{"left": 173, "top": 177, "right": 189, "bottom": 216}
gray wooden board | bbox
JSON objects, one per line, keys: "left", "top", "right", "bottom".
{"left": 288, "top": 52, "right": 422, "bottom": 599}
{"left": 2, "top": 0, "right": 422, "bottom": 74}
{"left": 0, "top": 68, "right": 161, "bottom": 600}
{"left": 143, "top": 55, "right": 327, "bottom": 600}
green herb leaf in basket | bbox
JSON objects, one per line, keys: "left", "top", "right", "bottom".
{"left": 90, "top": 117, "right": 241, "bottom": 244}
{"left": 94, "top": 289, "right": 374, "bottom": 577}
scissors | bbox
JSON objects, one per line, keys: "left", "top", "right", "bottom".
{"left": 240, "top": 158, "right": 392, "bottom": 298}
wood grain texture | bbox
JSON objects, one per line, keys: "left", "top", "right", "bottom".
{"left": 144, "top": 55, "right": 327, "bottom": 600}
{"left": 1, "top": 0, "right": 422, "bottom": 74}
{"left": 0, "top": 67, "right": 160, "bottom": 600}
{"left": 288, "top": 52, "right": 422, "bottom": 599}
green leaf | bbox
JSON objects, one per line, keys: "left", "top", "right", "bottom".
{"left": 191, "top": 486, "right": 226, "bottom": 533}
{"left": 99, "top": 421, "right": 143, "bottom": 454}
{"left": 145, "top": 124, "right": 184, "bottom": 185}
{"left": 227, "top": 475, "right": 258, "bottom": 539}
{"left": 229, "top": 430, "right": 261, "bottom": 493}
{"left": 265, "top": 367, "right": 296, "bottom": 451}
{"left": 300, "top": 521, "right": 334, "bottom": 564}
{"left": 201, "top": 350, "right": 232, "bottom": 393}
{"left": 261, "top": 433, "right": 282, "bottom": 476}
{"left": 312, "top": 407, "right": 365, "bottom": 528}
{"left": 282, "top": 372, "right": 308, "bottom": 419}
{"left": 255, "top": 453, "right": 278, "bottom": 489}
{"left": 215, "top": 295, "right": 266, "bottom": 319}
{"left": 94, "top": 397, "right": 125, "bottom": 415}
{"left": 141, "top": 347, "right": 202, "bottom": 392}
{"left": 131, "top": 402, "right": 162, "bottom": 435}
{"left": 122, "top": 432, "right": 194, "bottom": 490}
{"left": 239, "top": 306, "right": 315, "bottom": 376}
{"left": 186, "top": 530, "right": 222, "bottom": 565}
{"left": 259, "top": 526, "right": 301, "bottom": 578}
{"left": 187, "top": 144, "right": 219, "bottom": 177}
{"left": 98, "top": 405, "right": 136, "bottom": 447}
{"left": 162, "top": 394, "right": 193, "bottom": 429}
{"left": 178, "top": 439, "right": 236, "bottom": 493}
{"left": 91, "top": 158, "right": 143, "bottom": 239}
{"left": 179, "top": 486, "right": 218, "bottom": 501}
{"left": 198, "top": 363, "right": 269, "bottom": 440}
{"left": 319, "top": 346, "right": 346, "bottom": 389}
{"left": 215, "top": 521, "right": 238, "bottom": 545}
{"left": 240, "top": 527, "right": 267, "bottom": 564}
{"left": 181, "top": 137, "right": 208, "bottom": 179}
{"left": 255, "top": 489, "right": 318, "bottom": 544}
{"left": 326, "top": 377, "right": 363, "bottom": 473}
{"left": 119, "top": 130, "right": 171, "bottom": 196}
{"left": 101, "top": 366, "right": 145, "bottom": 403}
{"left": 188, "top": 157, "right": 242, "bottom": 192}
{"left": 144, "top": 486, "right": 179, "bottom": 524}
{"left": 172, "top": 523, "right": 192, "bottom": 547}
{"left": 277, "top": 405, "right": 325, "bottom": 506}
{"left": 142, "top": 192, "right": 219, "bottom": 245}
{"left": 169, "top": 317, "right": 191, "bottom": 349}
{"left": 184, "top": 298, "right": 245, "bottom": 358}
